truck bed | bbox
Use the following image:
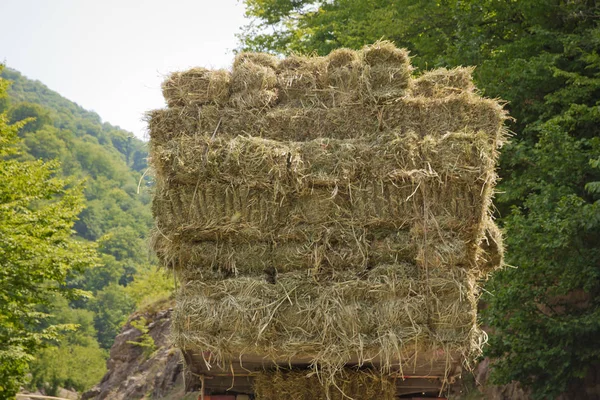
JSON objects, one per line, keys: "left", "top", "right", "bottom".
{"left": 182, "top": 349, "right": 462, "bottom": 397}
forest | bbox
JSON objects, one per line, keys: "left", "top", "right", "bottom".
{"left": 1, "top": 0, "right": 599, "bottom": 399}
{"left": 0, "top": 68, "right": 172, "bottom": 397}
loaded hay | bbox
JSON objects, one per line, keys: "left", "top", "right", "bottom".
{"left": 253, "top": 369, "right": 397, "bottom": 400}
{"left": 148, "top": 41, "right": 507, "bottom": 397}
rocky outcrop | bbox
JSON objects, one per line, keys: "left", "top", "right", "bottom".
{"left": 82, "top": 302, "right": 184, "bottom": 400}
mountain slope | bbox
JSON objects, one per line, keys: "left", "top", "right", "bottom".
{"left": 1, "top": 67, "right": 171, "bottom": 395}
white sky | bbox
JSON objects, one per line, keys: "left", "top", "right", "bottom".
{"left": 0, "top": 0, "right": 248, "bottom": 139}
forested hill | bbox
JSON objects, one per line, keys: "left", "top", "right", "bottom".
{"left": 0, "top": 67, "right": 173, "bottom": 395}
{"left": 2, "top": 68, "right": 147, "bottom": 172}
{"left": 1, "top": 67, "right": 150, "bottom": 242}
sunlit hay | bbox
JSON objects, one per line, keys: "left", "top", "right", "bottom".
{"left": 277, "top": 54, "right": 328, "bottom": 107}
{"left": 151, "top": 177, "right": 490, "bottom": 248}
{"left": 321, "top": 48, "right": 364, "bottom": 106}
{"left": 230, "top": 53, "right": 279, "bottom": 109}
{"left": 150, "top": 130, "right": 494, "bottom": 189}
{"left": 145, "top": 107, "right": 201, "bottom": 144}
{"left": 477, "top": 217, "right": 504, "bottom": 274}
{"left": 171, "top": 266, "right": 481, "bottom": 375}
{"left": 229, "top": 90, "right": 279, "bottom": 109}
{"left": 412, "top": 67, "right": 475, "bottom": 97}
{"left": 253, "top": 369, "right": 396, "bottom": 400}
{"left": 148, "top": 43, "right": 507, "bottom": 385}
{"left": 383, "top": 94, "right": 507, "bottom": 140}
{"left": 233, "top": 52, "right": 280, "bottom": 70}
{"left": 165, "top": 94, "right": 504, "bottom": 142}
{"left": 360, "top": 41, "right": 412, "bottom": 102}
{"left": 147, "top": 95, "right": 506, "bottom": 144}
{"left": 362, "top": 41, "right": 410, "bottom": 66}
{"left": 161, "top": 68, "right": 231, "bottom": 108}
{"left": 362, "top": 65, "right": 412, "bottom": 101}
{"left": 412, "top": 226, "right": 469, "bottom": 270}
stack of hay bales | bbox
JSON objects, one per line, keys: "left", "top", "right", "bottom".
{"left": 148, "top": 41, "right": 506, "bottom": 395}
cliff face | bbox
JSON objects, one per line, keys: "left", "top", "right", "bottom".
{"left": 82, "top": 303, "right": 190, "bottom": 400}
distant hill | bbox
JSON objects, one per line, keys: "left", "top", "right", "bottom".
{"left": 2, "top": 68, "right": 147, "bottom": 173}
{"left": 1, "top": 67, "right": 151, "bottom": 241}
{"left": 1, "top": 67, "right": 170, "bottom": 395}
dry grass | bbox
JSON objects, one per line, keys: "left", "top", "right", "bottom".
{"left": 253, "top": 369, "right": 397, "bottom": 400}
{"left": 148, "top": 41, "right": 507, "bottom": 393}
{"left": 171, "top": 266, "right": 481, "bottom": 375}
{"left": 148, "top": 93, "right": 505, "bottom": 142}
{"left": 162, "top": 68, "right": 230, "bottom": 108}
{"left": 413, "top": 67, "right": 475, "bottom": 97}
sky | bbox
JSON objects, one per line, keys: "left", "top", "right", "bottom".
{"left": 0, "top": 0, "right": 248, "bottom": 139}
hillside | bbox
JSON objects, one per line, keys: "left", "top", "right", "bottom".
{"left": 1, "top": 67, "right": 173, "bottom": 395}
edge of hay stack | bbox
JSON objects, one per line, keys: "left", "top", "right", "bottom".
{"left": 148, "top": 40, "right": 507, "bottom": 397}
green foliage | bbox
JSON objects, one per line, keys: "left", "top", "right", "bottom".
{"left": 0, "top": 67, "right": 156, "bottom": 394}
{"left": 240, "top": 1, "right": 600, "bottom": 397}
{"left": 8, "top": 102, "right": 52, "bottom": 134}
{"left": 28, "top": 296, "right": 107, "bottom": 394}
{"left": 0, "top": 69, "right": 98, "bottom": 398}
{"left": 483, "top": 30, "right": 600, "bottom": 395}
{"left": 126, "top": 317, "right": 157, "bottom": 358}
{"left": 89, "top": 283, "right": 135, "bottom": 349}
{"left": 30, "top": 343, "right": 107, "bottom": 395}
{"left": 125, "top": 266, "right": 174, "bottom": 310}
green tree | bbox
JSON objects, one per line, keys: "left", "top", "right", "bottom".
{"left": 239, "top": 1, "right": 600, "bottom": 397}
{"left": 28, "top": 296, "right": 107, "bottom": 395}
{"left": 8, "top": 102, "right": 52, "bottom": 134}
{"left": 1, "top": 65, "right": 155, "bottom": 390}
{"left": 90, "top": 283, "right": 135, "bottom": 349}
{"left": 125, "top": 265, "right": 174, "bottom": 310}
{"left": 0, "top": 70, "right": 97, "bottom": 398}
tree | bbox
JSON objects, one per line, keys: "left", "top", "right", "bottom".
{"left": 28, "top": 296, "right": 107, "bottom": 395}
{"left": 1, "top": 67, "right": 154, "bottom": 392}
{"left": 125, "top": 265, "right": 174, "bottom": 310}
{"left": 8, "top": 102, "right": 52, "bottom": 135}
{"left": 239, "top": 1, "right": 600, "bottom": 397}
{"left": 0, "top": 69, "right": 97, "bottom": 398}
{"left": 90, "top": 283, "right": 135, "bottom": 349}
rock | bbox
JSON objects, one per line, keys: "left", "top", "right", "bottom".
{"left": 82, "top": 301, "right": 184, "bottom": 400}
{"left": 57, "top": 388, "right": 79, "bottom": 399}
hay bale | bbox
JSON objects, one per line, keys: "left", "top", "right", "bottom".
{"left": 413, "top": 67, "right": 475, "bottom": 97}
{"left": 171, "top": 266, "right": 480, "bottom": 373}
{"left": 147, "top": 42, "right": 507, "bottom": 384}
{"left": 277, "top": 54, "right": 327, "bottom": 107}
{"left": 162, "top": 68, "right": 230, "bottom": 107}
{"left": 234, "top": 52, "right": 280, "bottom": 70}
{"left": 253, "top": 370, "right": 397, "bottom": 400}
{"left": 230, "top": 52, "right": 279, "bottom": 109}
{"left": 478, "top": 217, "right": 504, "bottom": 273}
{"left": 151, "top": 179, "right": 487, "bottom": 248}
{"left": 362, "top": 41, "right": 410, "bottom": 66}
{"left": 148, "top": 94, "right": 505, "bottom": 142}
{"left": 151, "top": 130, "right": 494, "bottom": 189}
{"left": 152, "top": 230, "right": 424, "bottom": 278}
{"left": 360, "top": 41, "right": 412, "bottom": 102}
{"left": 321, "top": 48, "right": 364, "bottom": 106}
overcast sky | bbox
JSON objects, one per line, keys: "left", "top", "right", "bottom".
{"left": 0, "top": 0, "right": 248, "bottom": 139}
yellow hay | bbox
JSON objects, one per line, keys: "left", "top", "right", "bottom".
{"left": 253, "top": 369, "right": 397, "bottom": 400}
{"left": 162, "top": 68, "right": 231, "bottom": 107}
{"left": 147, "top": 42, "right": 507, "bottom": 386}
{"left": 171, "top": 266, "right": 481, "bottom": 374}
